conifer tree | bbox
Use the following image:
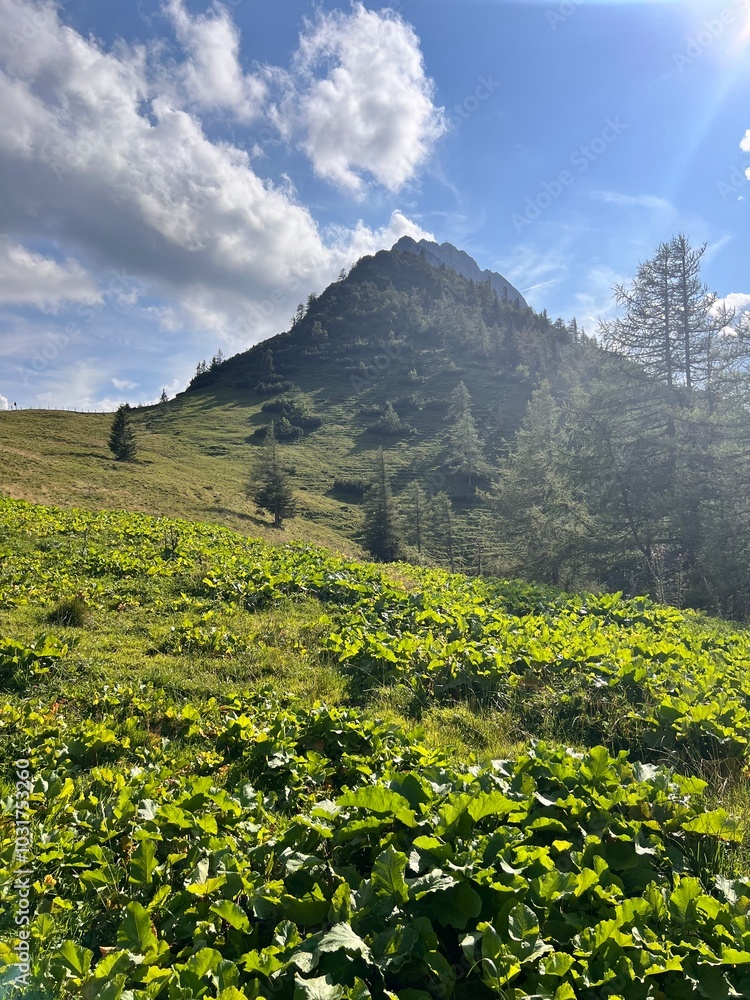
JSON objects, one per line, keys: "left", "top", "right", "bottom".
{"left": 108, "top": 404, "right": 138, "bottom": 462}
{"left": 486, "top": 382, "right": 593, "bottom": 587}
{"left": 447, "top": 381, "right": 485, "bottom": 486}
{"left": 377, "top": 401, "right": 403, "bottom": 435}
{"left": 600, "top": 241, "right": 677, "bottom": 387}
{"left": 600, "top": 235, "right": 720, "bottom": 395}
{"left": 248, "top": 424, "right": 297, "bottom": 528}
{"left": 406, "top": 482, "right": 428, "bottom": 554}
{"left": 431, "top": 492, "right": 456, "bottom": 572}
{"left": 363, "top": 449, "right": 403, "bottom": 561}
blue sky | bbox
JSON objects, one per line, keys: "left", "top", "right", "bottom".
{"left": 0, "top": 0, "right": 748, "bottom": 410}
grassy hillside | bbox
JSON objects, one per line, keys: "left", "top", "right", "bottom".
{"left": 0, "top": 249, "right": 561, "bottom": 564}
{"left": 2, "top": 498, "right": 750, "bottom": 998}
{"left": 0, "top": 403, "right": 362, "bottom": 555}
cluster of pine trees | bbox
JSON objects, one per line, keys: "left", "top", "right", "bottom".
{"left": 487, "top": 236, "right": 750, "bottom": 617}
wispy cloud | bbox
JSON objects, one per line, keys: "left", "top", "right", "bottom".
{"left": 0, "top": 240, "right": 100, "bottom": 311}
{"left": 111, "top": 377, "right": 138, "bottom": 391}
{"left": 590, "top": 191, "right": 674, "bottom": 212}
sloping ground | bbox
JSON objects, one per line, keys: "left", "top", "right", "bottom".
{"left": 2, "top": 499, "right": 750, "bottom": 999}
{"left": 0, "top": 406, "right": 363, "bottom": 554}
{"left": 0, "top": 247, "right": 575, "bottom": 565}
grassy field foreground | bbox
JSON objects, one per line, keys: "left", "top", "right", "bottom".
{"left": 2, "top": 498, "right": 750, "bottom": 999}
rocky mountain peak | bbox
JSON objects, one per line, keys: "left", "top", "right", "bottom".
{"left": 392, "top": 236, "right": 527, "bottom": 308}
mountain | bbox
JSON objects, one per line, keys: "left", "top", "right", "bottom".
{"left": 6, "top": 233, "right": 747, "bottom": 616}
{"left": 392, "top": 235, "right": 528, "bottom": 307}
{"left": 1, "top": 240, "right": 578, "bottom": 567}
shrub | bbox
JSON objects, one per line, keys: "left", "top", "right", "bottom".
{"left": 369, "top": 401, "right": 407, "bottom": 437}
{"left": 256, "top": 379, "right": 293, "bottom": 395}
{"left": 260, "top": 398, "right": 323, "bottom": 434}
{"left": 297, "top": 414, "right": 322, "bottom": 430}
{"left": 47, "top": 595, "right": 90, "bottom": 627}
{"left": 333, "top": 477, "right": 370, "bottom": 500}
{"left": 261, "top": 398, "right": 289, "bottom": 414}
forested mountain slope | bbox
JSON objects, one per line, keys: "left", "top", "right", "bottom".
{"left": 3, "top": 236, "right": 750, "bottom": 618}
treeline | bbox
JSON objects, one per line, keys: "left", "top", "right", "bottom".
{"left": 209, "top": 235, "right": 750, "bottom": 619}
{"left": 368, "top": 237, "right": 749, "bottom": 617}
{"left": 488, "top": 235, "right": 750, "bottom": 618}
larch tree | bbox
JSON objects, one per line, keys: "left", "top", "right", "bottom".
{"left": 600, "top": 234, "right": 722, "bottom": 396}
{"left": 430, "top": 491, "right": 456, "bottom": 572}
{"left": 600, "top": 240, "right": 678, "bottom": 388}
{"left": 486, "top": 382, "right": 594, "bottom": 588}
{"left": 407, "top": 482, "right": 428, "bottom": 555}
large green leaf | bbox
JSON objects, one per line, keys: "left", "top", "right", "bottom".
{"left": 317, "top": 924, "right": 371, "bottom": 960}
{"left": 52, "top": 940, "right": 93, "bottom": 978}
{"left": 425, "top": 881, "right": 482, "bottom": 930}
{"left": 468, "top": 791, "right": 522, "bottom": 823}
{"left": 211, "top": 900, "right": 251, "bottom": 932}
{"left": 129, "top": 839, "right": 157, "bottom": 886}
{"left": 669, "top": 878, "right": 703, "bottom": 925}
{"left": 116, "top": 902, "right": 159, "bottom": 957}
{"left": 372, "top": 846, "right": 409, "bottom": 903}
{"left": 507, "top": 901, "right": 542, "bottom": 962}
{"left": 294, "top": 973, "right": 346, "bottom": 1000}
{"left": 337, "top": 787, "right": 416, "bottom": 827}
{"left": 682, "top": 809, "right": 743, "bottom": 842}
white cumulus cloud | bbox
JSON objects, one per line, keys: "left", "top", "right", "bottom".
{"left": 111, "top": 377, "right": 138, "bottom": 391}
{"left": 0, "top": 394, "right": 9, "bottom": 410}
{"left": 715, "top": 291, "right": 750, "bottom": 316}
{"left": 281, "top": 3, "right": 446, "bottom": 195}
{"left": 0, "top": 0, "right": 433, "bottom": 349}
{"left": 164, "top": 0, "right": 266, "bottom": 122}
{"left": 0, "top": 240, "right": 100, "bottom": 310}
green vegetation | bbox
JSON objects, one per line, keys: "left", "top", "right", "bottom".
{"left": 3, "top": 498, "right": 750, "bottom": 998}
{"left": 362, "top": 450, "right": 403, "bottom": 563}
{"left": 248, "top": 426, "right": 297, "bottom": 529}
{"left": 4, "top": 238, "right": 750, "bottom": 616}
{"left": 108, "top": 404, "right": 138, "bottom": 463}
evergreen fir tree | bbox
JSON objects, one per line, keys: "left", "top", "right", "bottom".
{"left": 108, "top": 404, "right": 138, "bottom": 462}
{"left": 363, "top": 449, "right": 403, "bottom": 561}
{"left": 447, "top": 381, "right": 485, "bottom": 486}
{"left": 485, "top": 382, "right": 593, "bottom": 588}
{"left": 373, "top": 401, "right": 403, "bottom": 436}
{"left": 447, "top": 380, "right": 472, "bottom": 422}
{"left": 248, "top": 425, "right": 297, "bottom": 528}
